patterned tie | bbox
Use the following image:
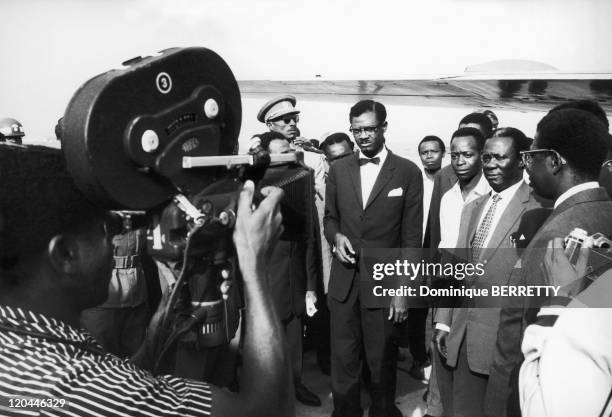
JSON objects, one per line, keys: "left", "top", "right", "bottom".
{"left": 358, "top": 157, "right": 380, "bottom": 166}
{"left": 471, "top": 193, "right": 502, "bottom": 262}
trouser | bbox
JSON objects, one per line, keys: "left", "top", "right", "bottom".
{"left": 426, "top": 340, "right": 445, "bottom": 416}
{"left": 438, "top": 335, "right": 489, "bottom": 417}
{"left": 397, "top": 307, "right": 429, "bottom": 363}
{"left": 80, "top": 302, "right": 148, "bottom": 357}
{"left": 284, "top": 314, "right": 304, "bottom": 381}
{"left": 305, "top": 293, "right": 331, "bottom": 365}
{"left": 329, "top": 281, "right": 399, "bottom": 417}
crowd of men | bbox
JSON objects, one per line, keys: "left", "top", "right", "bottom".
{"left": 1, "top": 94, "right": 611, "bottom": 417}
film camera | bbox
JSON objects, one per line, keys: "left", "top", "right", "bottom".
{"left": 564, "top": 228, "right": 612, "bottom": 265}
{"left": 61, "top": 47, "right": 315, "bottom": 380}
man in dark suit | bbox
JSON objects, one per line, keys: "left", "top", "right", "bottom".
{"left": 253, "top": 131, "right": 322, "bottom": 407}
{"left": 324, "top": 100, "right": 423, "bottom": 417}
{"left": 488, "top": 108, "right": 612, "bottom": 417}
{"left": 434, "top": 128, "right": 546, "bottom": 417}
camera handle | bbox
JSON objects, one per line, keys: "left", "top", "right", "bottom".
{"left": 182, "top": 152, "right": 303, "bottom": 169}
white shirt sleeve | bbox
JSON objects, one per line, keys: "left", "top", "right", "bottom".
{"left": 520, "top": 308, "right": 612, "bottom": 417}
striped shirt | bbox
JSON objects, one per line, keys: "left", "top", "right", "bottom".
{"left": 0, "top": 305, "right": 212, "bottom": 416}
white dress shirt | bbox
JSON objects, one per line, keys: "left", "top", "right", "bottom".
{"left": 553, "top": 181, "right": 599, "bottom": 208}
{"left": 438, "top": 173, "right": 491, "bottom": 249}
{"left": 473, "top": 180, "right": 524, "bottom": 248}
{"left": 360, "top": 146, "right": 388, "bottom": 209}
{"left": 435, "top": 173, "right": 490, "bottom": 333}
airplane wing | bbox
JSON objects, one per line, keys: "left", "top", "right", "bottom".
{"left": 238, "top": 61, "right": 612, "bottom": 112}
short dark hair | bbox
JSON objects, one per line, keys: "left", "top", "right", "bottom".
{"left": 418, "top": 135, "right": 445, "bottom": 153}
{"left": 491, "top": 127, "right": 531, "bottom": 158}
{"left": 349, "top": 100, "right": 387, "bottom": 124}
{"left": 548, "top": 100, "right": 609, "bottom": 131}
{"left": 459, "top": 112, "right": 493, "bottom": 138}
{"left": 320, "top": 132, "right": 354, "bottom": 151}
{"left": 252, "top": 131, "right": 288, "bottom": 151}
{"left": 451, "top": 127, "right": 486, "bottom": 151}
{"left": 1, "top": 145, "right": 104, "bottom": 269}
{"left": 536, "top": 109, "right": 609, "bottom": 179}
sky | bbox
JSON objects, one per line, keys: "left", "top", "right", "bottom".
{"left": 1, "top": 0, "right": 611, "bottom": 158}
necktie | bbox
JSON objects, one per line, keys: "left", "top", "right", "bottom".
{"left": 471, "top": 193, "right": 502, "bottom": 262}
{"left": 359, "top": 157, "right": 380, "bottom": 166}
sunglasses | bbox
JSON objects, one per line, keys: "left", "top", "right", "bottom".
{"left": 270, "top": 114, "right": 299, "bottom": 125}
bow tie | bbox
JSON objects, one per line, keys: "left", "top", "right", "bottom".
{"left": 359, "top": 157, "right": 381, "bottom": 166}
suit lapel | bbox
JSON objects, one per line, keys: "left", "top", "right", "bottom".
{"left": 465, "top": 196, "right": 488, "bottom": 247}
{"left": 347, "top": 154, "right": 363, "bottom": 210}
{"left": 364, "top": 152, "right": 396, "bottom": 210}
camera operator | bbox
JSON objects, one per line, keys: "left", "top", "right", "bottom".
{"left": 0, "top": 144, "right": 293, "bottom": 417}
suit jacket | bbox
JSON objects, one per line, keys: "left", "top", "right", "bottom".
{"left": 323, "top": 150, "right": 423, "bottom": 306}
{"left": 424, "top": 164, "right": 457, "bottom": 251}
{"left": 267, "top": 167, "right": 320, "bottom": 321}
{"left": 488, "top": 186, "right": 612, "bottom": 417}
{"left": 435, "top": 181, "right": 544, "bottom": 374}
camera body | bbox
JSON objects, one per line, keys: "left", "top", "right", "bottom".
{"left": 564, "top": 227, "right": 612, "bottom": 266}
{"left": 62, "top": 47, "right": 314, "bottom": 380}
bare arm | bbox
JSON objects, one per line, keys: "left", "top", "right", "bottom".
{"left": 212, "top": 181, "right": 294, "bottom": 417}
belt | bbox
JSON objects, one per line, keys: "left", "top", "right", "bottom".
{"left": 113, "top": 255, "right": 141, "bottom": 269}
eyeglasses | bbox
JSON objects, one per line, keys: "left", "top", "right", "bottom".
{"left": 270, "top": 114, "right": 299, "bottom": 125}
{"left": 602, "top": 159, "right": 612, "bottom": 168}
{"left": 481, "top": 153, "right": 510, "bottom": 164}
{"left": 349, "top": 123, "right": 383, "bottom": 136}
{"left": 520, "top": 149, "right": 567, "bottom": 166}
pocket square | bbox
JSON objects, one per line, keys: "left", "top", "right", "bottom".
{"left": 387, "top": 187, "right": 403, "bottom": 197}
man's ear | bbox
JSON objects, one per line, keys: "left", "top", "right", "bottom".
{"left": 47, "top": 234, "right": 80, "bottom": 274}
{"left": 382, "top": 121, "right": 388, "bottom": 132}
{"left": 549, "top": 154, "right": 563, "bottom": 174}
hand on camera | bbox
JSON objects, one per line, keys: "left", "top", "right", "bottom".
{"left": 233, "top": 180, "right": 283, "bottom": 280}
{"left": 541, "top": 237, "right": 590, "bottom": 291}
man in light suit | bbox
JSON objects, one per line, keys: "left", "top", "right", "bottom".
{"left": 434, "top": 128, "right": 545, "bottom": 417}
{"left": 324, "top": 100, "right": 423, "bottom": 417}
{"left": 488, "top": 108, "right": 612, "bottom": 417}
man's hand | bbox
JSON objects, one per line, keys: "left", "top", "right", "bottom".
{"left": 292, "top": 137, "right": 307, "bottom": 147}
{"left": 305, "top": 290, "right": 318, "bottom": 317}
{"left": 388, "top": 295, "right": 408, "bottom": 323}
{"left": 233, "top": 180, "right": 284, "bottom": 280}
{"left": 334, "top": 233, "right": 356, "bottom": 264}
{"left": 433, "top": 328, "right": 449, "bottom": 358}
{"left": 541, "top": 237, "right": 590, "bottom": 289}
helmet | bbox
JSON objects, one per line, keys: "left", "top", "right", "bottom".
{"left": 0, "top": 118, "right": 25, "bottom": 144}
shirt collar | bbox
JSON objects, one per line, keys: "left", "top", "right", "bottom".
{"left": 492, "top": 179, "right": 524, "bottom": 201}
{"left": 554, "top": 181, "right": 600, "bottom": 208}
{"left": 0, "top": 305, "right": 99, "bottom": 348}
{"left": 474, "top": 173, "right": 492, "bottom": 196}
